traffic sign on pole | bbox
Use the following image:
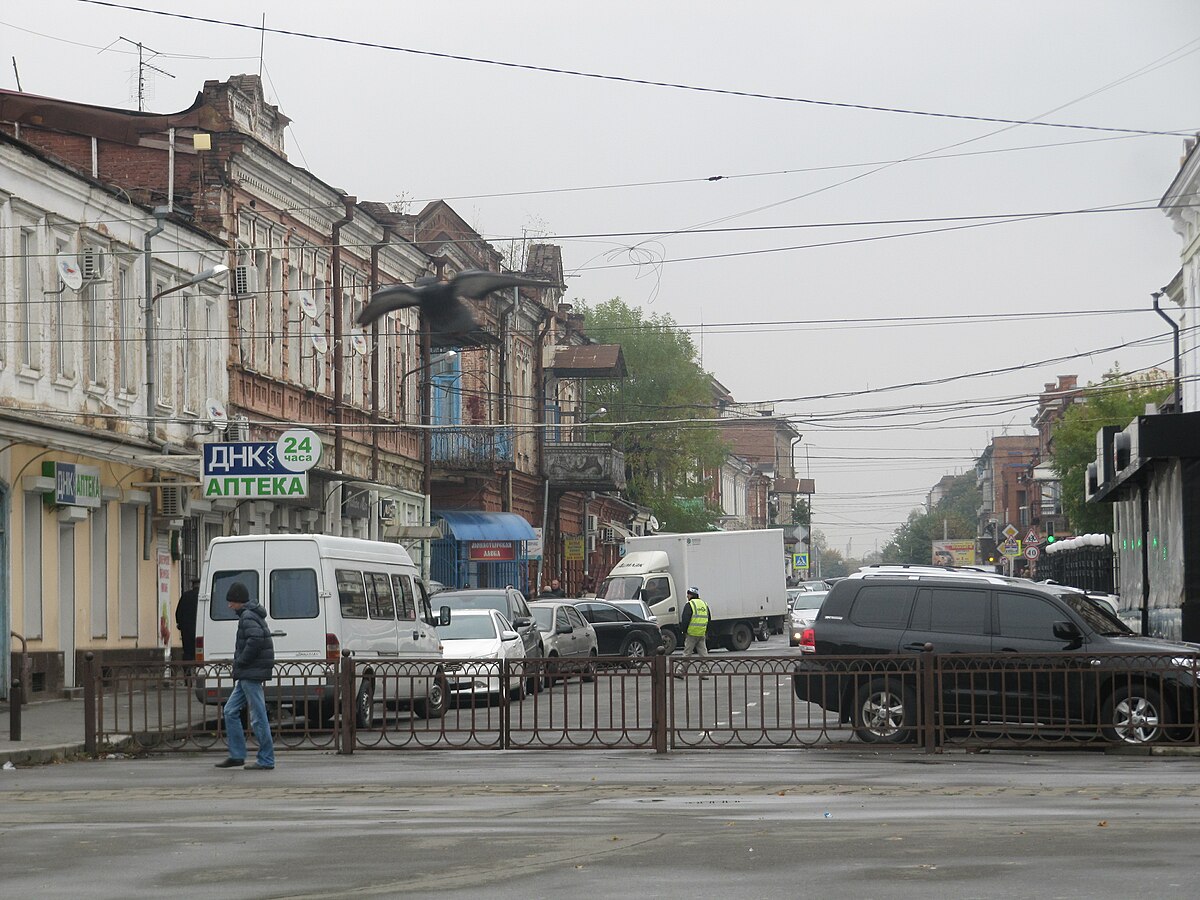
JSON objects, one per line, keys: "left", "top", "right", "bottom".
{"left": 1024, "top": 529, "right": 1039, "bottom": 545}
{"left": 1024, "top": 545, "right": 1040, "bottom": 560}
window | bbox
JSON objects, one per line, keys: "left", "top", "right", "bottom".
{"left": 155, "top": 279, "right": 173, "bottom": 407}
{"left": 23, "top": 492, "right": 43, "bottom": 639}
{"left": 81, "top": 250, "right": 106, "bottom": 387}
{"left": 115, "top": 263, "right": 138, "bottom": 392}
{"left": 583, "top": 603, "right": 629, "bottom": 624}
{"left": 996, "top": 591, "right": 1063, "bottom": 640}
{"left": 643, "top": 577, "right": 670, "bottom": 604}
{"left": 392, "top": 574, "right": 416, "bottom": 620}
{"left": 565, "top": 607, "right": 588, "bottom": 630}
{"left": 366, "top": 572, "right": 395, "bottom": 619}
{"left": 555, "top": 607, "right": 571, "bottom": 632}
{"left": 910, "top": 588, "right": 989, "bottom": 635}
{"left": 53, "top": 238, "right": 75, "bottom": 379}
{"left": 416, "top": 580, "right": 433, "bottom": 623}
{"left": 17, "top": 228, "right": 39, "bottom": 369}
{"left": 270, "top": 569, "right": 319, "bottom": 619}
{"left": 336, "top": 569, "right": 368, "bottom": 618}
{"left": 210, "top": 571, "right": 261, "bottom": 621}
{"left": 849, "top": 585, "right": 915, "bottom": 629}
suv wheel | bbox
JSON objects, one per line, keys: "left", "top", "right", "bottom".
{"left": 1102, "top": 685, "right": 1164, "bottom": 744}
{"left": 853, "top": 678, "right": 915, "bottom": 744}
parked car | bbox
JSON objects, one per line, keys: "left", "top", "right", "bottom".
{"left": 792, "top": 568, "right": 1200, "bottom": 745}
{"left": 568, "top": 599, "right": 664, "bottom": 659}
{"left": 437, "top": 609, "right": 529, "bottom": 701}
{"left": 435, "top": 588, "right": 544, "bottom": 693}
{"left": 788, "top": 590, "right": 828, "bottom": 647}
{"left": 529, "top": 600, "right": 599, "bottom": 677}
{"left": 605, "top": 598, "right": 657, "bottom": 624}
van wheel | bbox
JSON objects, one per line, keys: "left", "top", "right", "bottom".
{"left": 1102, "top": 685, "right": 1165, "bottom": 744}
{"left": 413, "top": 676, "right": 447, "bottom": 720}
{"left": 853, "top": 679, "right": 915, "bottom": 744}
{"left": 729, "top": 622, "right": 754, "bottom": 652}
{"left": 354, "top": 680, "right": 375, "bottom": 729}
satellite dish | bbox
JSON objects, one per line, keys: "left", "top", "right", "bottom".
{"left": 309, "top": 328, "right": 329, "bottom": 355}
{"left": 350, "top": 330, "right": 369, "bottom": 356}
{"left": 56, "top": 254, "right": 83, "bottom": 291}
{"left": 648, "top": 515, "right": 660, "bottom": 532}
{"left": 205, "top": 398, "right": 228, "bottom": 423}
{"left": 298, "top": 290, "right": 323, "bottom": 320}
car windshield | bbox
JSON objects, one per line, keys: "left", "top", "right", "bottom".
{"left": 437, "top": 615, "right": 498, "bottom": 640}
{"left": 441, "top": 593, "right": 508, "bottom": 617}
{"left": 608, "top": 600, "right": 649, "bottom": 620}
{"left": 596, "top": 576, "right": 643, "bottom": 601}
{"left": 530, "top": 607, "right": 554, "bottom": 631}
{"left": 1050, "top": 589, "right": 1134, "bottom": 635}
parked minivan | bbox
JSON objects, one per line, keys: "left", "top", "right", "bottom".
{"left": 195, "top": 534, "right": 449, "bottom": 726}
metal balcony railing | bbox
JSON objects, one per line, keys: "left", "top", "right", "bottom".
{"left": 430, "top": 426, "right": 514, "bottom": 470}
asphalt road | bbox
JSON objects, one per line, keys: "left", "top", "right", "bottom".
{"left": 2, "top": 745, "right": 1199, "bottom": 899}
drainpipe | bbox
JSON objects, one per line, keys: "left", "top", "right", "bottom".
{"left": 535, "top": 308, "right": 554, "bottom": 591}
{"left": 331, "top": 197, "right": 356, "bottom": 476}
{"left": 369, "top": 224, "right": 394, "bottom": 482}
{"left": 499, "top": 286, "right": 519, "bottom": 512}
{"left": 143, "top": 206, "right": 169, "bottom": 445}
{"left": 422, "top": 259, "right": 446, "bottom": 523}
{"left": 1152, "top": 291, "right": 1182, "bottom": 412}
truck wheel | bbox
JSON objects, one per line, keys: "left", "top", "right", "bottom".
{"left": 660, "top": 630, "right": 678, "bottom": 655}
{"left": 729, "top": 622, "right": 754, "bottom": 652}
{"left": 354, "top": 679, "right": 375, "bottom": 729}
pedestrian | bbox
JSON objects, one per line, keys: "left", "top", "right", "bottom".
{"left": 539, "top": 578, "right": 566, "bottom": 598}
{"left": 176, "top": 579, "right": 199, "bottom": 662}
{"left": 214, "top": 582, "right": 276, "bottom": 770}
{"left": 677, "top": 586, "right": 710, "bottom": 679}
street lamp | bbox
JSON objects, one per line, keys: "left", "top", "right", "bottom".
{"left": 152, "top": 264, "right": 229, "bottom": 302}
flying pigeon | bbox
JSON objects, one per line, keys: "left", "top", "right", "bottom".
{"left": 356, "top": 269, "right": 553, "bottom": 338}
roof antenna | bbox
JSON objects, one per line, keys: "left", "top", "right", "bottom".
{"left": 259, "top": 14, "right": 266, "bottom": 79}
{"left": 11, "top": 57, "right": 21, "bottom": 92}
{"left": 99, "top": 38, "right": 174, "bottom": 111}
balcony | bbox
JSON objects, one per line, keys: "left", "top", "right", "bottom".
{"left": 544, "top": 441, "right": 626, "bottom": 491}
{"left": 430, "top": 426, "right": 514, "bottom": 471}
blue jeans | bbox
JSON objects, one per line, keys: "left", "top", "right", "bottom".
{"left": 223, "top": 679, "right": 275, "bottom": 767}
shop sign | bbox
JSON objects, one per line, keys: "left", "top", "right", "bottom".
{"left": 564, "top": 537, "right": 585, "bottom": 561}
{"left": 468, "top": 541, "right": 516, "bottom": 562}
{"left": 45, "top": 462, "right": 102, "bottom": 508}
{"left": 202, "top": 430, "right": 321, "bottom": 499}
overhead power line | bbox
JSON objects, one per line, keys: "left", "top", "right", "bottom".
{"left": 73, "top": 0, "right": 1195, "bottom": 137}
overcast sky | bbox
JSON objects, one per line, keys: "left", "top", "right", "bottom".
{"left": 4, "top": 1, "right": 1198, "bottom": 555}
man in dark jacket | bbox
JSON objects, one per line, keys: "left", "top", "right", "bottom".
{"left": 214, "top": 581, "right": 276, "bottom": 770}
{"left": 176, "top": 580, "right": 199, "bottom": 662}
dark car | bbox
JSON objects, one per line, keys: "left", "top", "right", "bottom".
{"left": 568, "top": 599, "right": 664, "bottom": 659}
{"left": 792, "top": 569, "right": 1199, "bottom": 745}
{"left": 436, "top": 588, "right": 544, "bottom": 690}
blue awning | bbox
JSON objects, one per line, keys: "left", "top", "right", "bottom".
{"left": 434, "top": 510, "right": 537, "bottom": 542}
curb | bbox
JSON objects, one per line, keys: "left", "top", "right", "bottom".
{"left": 0, "top": 743, "right": 89, "bottom": 768}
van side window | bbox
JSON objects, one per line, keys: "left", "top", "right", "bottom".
{"left": 336, "top": 569, "right": 368, "bottom": 619}
{"left": 415, "top": 580, "right": 434, "bottom": 624}
{"left": 270, "top": 569, "right": 319, "bottom": 619}
{"left": 210, "top": 571, "right": 259, "bottom": 621}
{"left": 365, "top": 572, "right": 396, "bottom": 619}
{"left": 392, "top": 575, "right": 416, "bottom": 620}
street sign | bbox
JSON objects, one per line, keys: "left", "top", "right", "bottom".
{"left": 1002, "top": 524, "right": 1018, "bottom": 540}
{"left": 793, "top": 552, "right": 810, "bottom": 570}
{"left": 1024, "top": 545, "right": 1040, "bottom": 560}
{"left": 1000, "top": 539, "right": 1022, "bottom": 558}
{"left": 1024, "top": 529, "right": 1039, "bottom": 545}
{"left": 564, "top": 537, "right": 585, "bottom": 561}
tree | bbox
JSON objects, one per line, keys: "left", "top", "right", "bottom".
{"left": 880, "top": 472, "right": 979, "bottom": 564}
{"left": 1050, "top": 368, "right": 1171, "bottom": 535}
{"left": 577, "top": 299, "right": 728, "bottom": 530}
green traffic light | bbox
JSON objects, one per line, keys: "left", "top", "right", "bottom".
{"left": 1045, "top": 534, "right": 1056, "bottom": 543}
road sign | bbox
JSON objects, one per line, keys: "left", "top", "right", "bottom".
{"left": 793, "top": 553, "right": 810, "bottom": 570}
{"left": 1024, "top": 545, "right": 1040, "bottom": 560}
{"left": 1000, "top": 539, "right": 1022, "bottom": 558}
{"left": 1002, "top": 524, "right": 1019, "bottom": 540}
{"left": 1024, "top": 529, "right": 1039, "bottom": 545}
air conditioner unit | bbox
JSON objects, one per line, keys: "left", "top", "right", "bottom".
{"left": 157, "top": 484, "right": 191, "bottom": 518}
{"left": 79, "top": 246, "right": 105, "bottom": 280}
{"left": 232, "top": 264, "right": 258, "bottom": 298}
{"left": 230, "top": 415, "right": 250, "bottom": 442}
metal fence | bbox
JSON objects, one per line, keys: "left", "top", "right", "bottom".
{"left": 81, "top": 648, "right": 1200, "bottom": 755}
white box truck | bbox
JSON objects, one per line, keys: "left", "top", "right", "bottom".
{"left": 596, "top": 529, "right": 788, "bottom": 653}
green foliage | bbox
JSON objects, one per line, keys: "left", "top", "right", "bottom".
{"left": 880, "top": 472, "right": 979, "bottom": 564}
{"left": 576, "top": 299, "right": 728, "bottom": 531}
{"left": 1050, "top": 368, "right": 1171, "bottom": 534}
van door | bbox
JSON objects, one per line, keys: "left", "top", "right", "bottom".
{"left": 263, "top": 539, "right": 325, "bottom": 660}
{"left": 395, "top": 573, "right": 440, "bottom": 658}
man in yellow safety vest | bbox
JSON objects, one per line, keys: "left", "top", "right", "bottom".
{"left": 676, "top": 586, "right": 710, "bottom": 679}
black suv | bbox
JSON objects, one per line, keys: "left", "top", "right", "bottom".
{"left": 793, "top": 567, "right": 1199, "bottom": 745}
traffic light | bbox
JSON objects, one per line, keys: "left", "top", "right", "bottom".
{"left": 1045, "top": 534, "right": 1057, "bottom": 544}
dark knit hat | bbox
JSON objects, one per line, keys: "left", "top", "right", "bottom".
{"left": 226, "top": 582, "right": 250, "bottom": 605}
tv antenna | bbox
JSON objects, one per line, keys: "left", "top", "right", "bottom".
{"left": 100, "top": 37, "right": 174, "bottom": 111}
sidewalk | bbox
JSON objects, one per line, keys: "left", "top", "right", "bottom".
{"left": 0, "top": 697, "right": 90, "bottom": 766}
